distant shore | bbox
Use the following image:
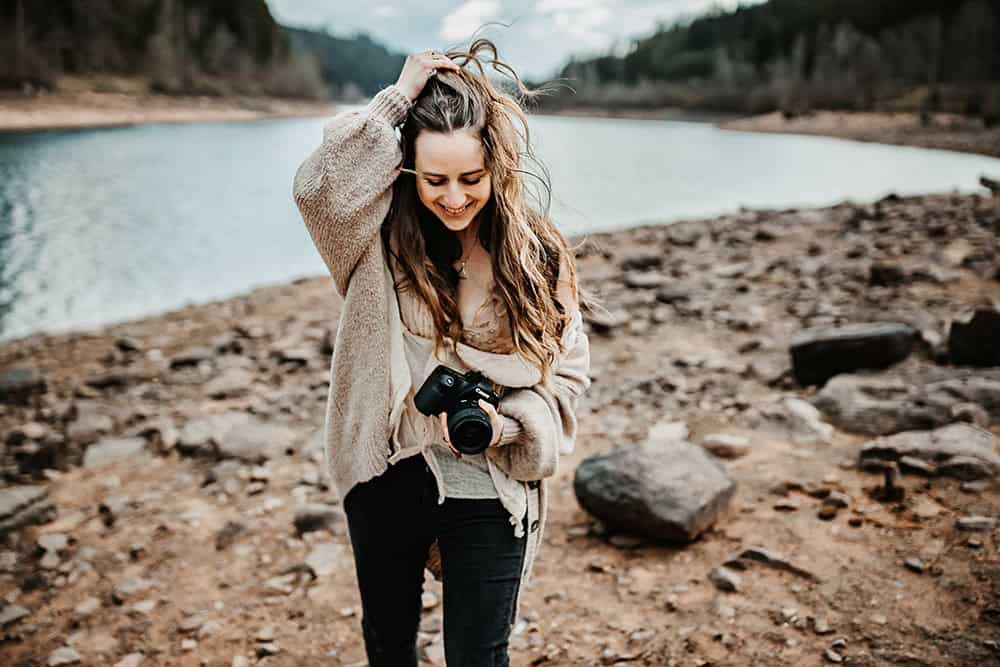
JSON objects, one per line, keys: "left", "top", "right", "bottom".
{"left": 5, "top": 92, "right": 1000, "bottom": 166}
{"left": 722, "top": 110, "right": 1000, "bottom": 160}
{"left": 0, "top": 91, "right": 338, "bottom": 132}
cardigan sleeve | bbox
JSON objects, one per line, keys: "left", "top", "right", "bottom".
{"left": 292, "top": 85, "right": 412, "bottom": 297}
{"left": 485, "top": 317, "right": 591, "bottom": 481}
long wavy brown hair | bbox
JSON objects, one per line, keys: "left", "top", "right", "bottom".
{"left": 381, "top": 37, "right": 594, "bottom": 383}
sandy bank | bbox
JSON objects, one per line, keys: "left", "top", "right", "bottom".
{"left": 0, "top": 91, "right": 338, "bottom": 133}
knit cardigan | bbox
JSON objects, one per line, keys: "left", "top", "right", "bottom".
{"left": 291, "top": 84, "right": 592, "bottom": 626}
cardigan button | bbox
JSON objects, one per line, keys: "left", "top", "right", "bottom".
{"left": 530, "top": 519, "right": 539, "bottom": 533}
{"left": 527, "top": 480, "right": 539, "bottom": 489}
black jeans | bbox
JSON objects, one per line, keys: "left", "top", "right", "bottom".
{"left": 343, "top": 452, "right": 528, "bottom": 666}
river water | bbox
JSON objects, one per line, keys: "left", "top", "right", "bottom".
{"left": 1, "top": 109, "right": 998, "bottom": 342}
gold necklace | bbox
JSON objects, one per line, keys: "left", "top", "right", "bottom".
{"left": 456, "top": 243, "right": 475, "bottom": 279}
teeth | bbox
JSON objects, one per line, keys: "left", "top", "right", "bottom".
{"left": 443, "top": 203, "right": 470, "bottom": 215}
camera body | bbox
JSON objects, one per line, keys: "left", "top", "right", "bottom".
{"left": 414, "top": 365, "right": 501, "bottom": 455}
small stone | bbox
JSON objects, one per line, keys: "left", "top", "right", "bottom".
{"left": 256, "top": 642, "right": 280, "bottom": 657}
{"left": 113, "top": 654, "right": 143, "bottom": 667}
{"left": 817, "top": 505, "right": 838, "bottom": 521}
{"left": 774, "top": 499, "right": 799, "bottom": 512}
{"left": 180, "top": 638, "right": 197, "bottom": 651}
{"left": 700, "top": 433, "right": 751, "bottom": 459}
{"left": 898, "top": 456, "right": 937, "bottom": 476}
{"left": 198, "top": 620, "right": 223, "bottom": 638}
{"left": 608, "top": 534, "right": 646, "bottom": 549}
{"left": 824, "top": 648, "right": 843, "bottom": 663}
{"left": 48, "top": 646, "right": 82, "bottom": 666}
{"left": 231, "top": 657, "right": 250, "bottom": 667}
{"left": 708, "top": 567, "right": 741, "bottom": 592}
{"left": 870, "top": 613, "right": 887, "bottom": 625}
{"left": 74, "top": 597, "right": 101, "bottom": 618}
{"left": 960, "top": 480, "right": 990, "bottom": 494}
{"left": 831, "top": 638, "right": 847, "bottom": 650}
{"left": 822, "top": 491, "right": 850, "bottom": 509}
{"left": 904, "top": 557, "right": 924, "bottom": 573}
{"left": 178, "top": 612, "right": 207, "bottom": 634}
{"left": 956, "top": 516, "right": 996, "bottom": 532}
{"left": 0, "top": 604, "right": 30, "bottom": 626}
{"left": 38, "top": 533, "right": 69, "bottom": 554}
{"left": 812, "top": 617, "right": 833, "bottom": 635}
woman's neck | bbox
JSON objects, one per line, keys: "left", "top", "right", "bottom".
{"left": 455, "top": 217, "right": 482, "bottom": 257}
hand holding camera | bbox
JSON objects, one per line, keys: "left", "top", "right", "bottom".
{"left": 415, "top": 365, "right": 504, "bottom": 457}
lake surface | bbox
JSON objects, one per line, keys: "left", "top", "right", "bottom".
{"left": 2, "top": 108, "right": 998, "bottom": 343}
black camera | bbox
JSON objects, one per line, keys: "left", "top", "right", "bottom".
{"left": 414, "top": 365, "right": 501, "bottom": 455}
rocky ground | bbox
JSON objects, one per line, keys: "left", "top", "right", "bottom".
{"left": 721, "top": 111, "right": 1000, "bottom": 160}
{"left": 1, "top": 189, "right": 999, "bottom": 666}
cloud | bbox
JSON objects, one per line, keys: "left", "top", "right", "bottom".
{"left": 440, "top": 1, "right": 502, "bottom": 42}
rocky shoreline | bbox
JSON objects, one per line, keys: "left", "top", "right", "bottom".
{"left": 1, "top": 190, "right": 999, "bottom": 665}
{"left": 0, "top": 91, "right": 338, "bottom": 133}
{"left": 722, "top": 110, "right": 1000, "bottom": 160}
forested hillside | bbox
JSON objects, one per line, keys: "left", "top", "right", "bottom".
{"left": 286, "top": 28, "right": 404, "bottom": 100}
{"left": 0, "top": 0, "right": 402, "bottom": 101}
{"left": 543, "top": 0, "right": 1000, "bottom": 117}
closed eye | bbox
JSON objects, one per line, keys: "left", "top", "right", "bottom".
{"left": 426, "top": 178, "right": 482, "bottom": 186}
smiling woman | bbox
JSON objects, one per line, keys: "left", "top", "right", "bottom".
{"left": 292, "top": 37, "right": 593, "bottom": 666}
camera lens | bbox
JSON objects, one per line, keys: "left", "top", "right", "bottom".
{"left": 449, "top": 403, "right": 492, "bottom": 455}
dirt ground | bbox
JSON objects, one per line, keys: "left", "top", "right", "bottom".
{"left": 1, "top": 191, "right": 999, "bottom": 666}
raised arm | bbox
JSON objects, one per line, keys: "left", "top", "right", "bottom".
{"left": 292, "top": 85, "right": 411, "bottom": 296}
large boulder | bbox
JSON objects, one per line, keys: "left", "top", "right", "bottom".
{"left": 949, "top": 308, "right": 1000, "bottom": 367}
{"left": 573, "top": 439, "right": 736, "bottom": 543}
{"left": 813, "top": 373, "right": 1000, "bottom": 435}
{"left": 178, "top": 412, "right": 297, "bottom": 463}
{"left": 859, "top": 423, "right": 1000, "bottom": 480}
{"left": 790, "top": 322, "right": 916, "bottom": 386}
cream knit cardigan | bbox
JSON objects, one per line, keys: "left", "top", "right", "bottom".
{"left": 292, "top": 84, "right": 591, "bottom": 625}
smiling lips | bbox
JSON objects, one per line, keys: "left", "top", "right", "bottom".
{"left": 441, "top": 202, "right": 472, "bottom": 216}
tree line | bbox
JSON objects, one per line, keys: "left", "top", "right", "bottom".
{"left": 536, "top": 0, "right": 1000, "bottom": 119}
{"left": 0, "top": 0, "right": 402, "bottom": 100}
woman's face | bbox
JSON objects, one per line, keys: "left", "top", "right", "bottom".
{"left": 414, "top": 128, "right": 493, "bottom": 233}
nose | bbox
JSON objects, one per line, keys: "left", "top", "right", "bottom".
{"left": 442, "top": 182, "right": 467, "bottom": 208}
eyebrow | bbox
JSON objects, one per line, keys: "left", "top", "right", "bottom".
{"left": 422, "top": 168, "right": 486, "bottom": 177}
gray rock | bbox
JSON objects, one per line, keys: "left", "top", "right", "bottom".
{"left": 700, "top": 433, "right": 751, "bottom": 459}
{"left": 293, "top": 504, "right": 343, "bottom": 535}
{"left": 813, "top": 373, "right": 1000, "bottom": 436}
{"left": 37, "top": 532, "right": 68, "bottom": 554}
{"left": 112, "top": 576, "right": 155, "bottom": 603}
{"left": 859, "top": 424, "right": 999, "bottom": 480}
{"left": 584, "top": 309, "right": 629, "bottom": 335}
{"left": 179, "top": 412, "right": 295, "bottom": 462}
{"left": 83, "top": 436, "right": 149, "bottom": 468}
{"left": 955, "top": 516, "right": 996, "bottom": 532}
{"left": 66, "top": 402, "right": 114, "bottom": 445}
{"left": 0, "top": 604, "right": 30, "bottom": 626}
{"left": 0, "top": 366, "right": 46, "bottom": 404}
{"left": 48, "top": 647, "right": 81, "bottom": 666}
{"left": 74, "top": 597, "right": 101, "bottom": 618}
{"left": 0, "top": 485, "right": 56, "bottom": 535}
{"left": 666, "top": 223, "right": 702, "bottom": 247}
{"left": 655, "top": 285, "right": 692, "bottom": 305}
{"left": 790, "top": 322, "right": 915, "bottom": 386}
{"left": 573, "top": 439, "right": 736, "bottom": 543}
{"left": 949, "top": 308, "right": 1000, "bottom": 367}
{"left": 170, "top": 346, "right": 214, "bottom": 369}
{"left": 112, "top": 654, "right": 143, "bottom": 667}
{"left": 623, "top": 271, "right": 668, "bottom": 289}
{"left": 204, "top": 368, "right": 256, "bottom": 399}
{"left": 708, "top": 566, "right": 741, "bottom": 592}
{"left": 305, "top": 542, "right": 345, "bottom": 577}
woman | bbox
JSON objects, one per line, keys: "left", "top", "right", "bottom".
{"left": 293, "top": 39, "right": 592, "bottom": 666}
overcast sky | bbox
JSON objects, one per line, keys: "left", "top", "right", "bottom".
{"left": 266, "top": 0, "right": 762, "bottom": 82}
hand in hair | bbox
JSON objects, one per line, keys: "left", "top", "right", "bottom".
{"left": 396, "top": 50, "right": 461, "bottom": 103}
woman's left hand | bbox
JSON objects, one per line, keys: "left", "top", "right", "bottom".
{"left": 438, "top": 401, "right": 504, "bottom": 458}
{"left": 478, "top": 399, "right": 504, "bottom": 448}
